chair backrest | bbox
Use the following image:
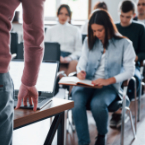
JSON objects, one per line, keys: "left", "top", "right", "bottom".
{"left": 43, "top": 42, "right": 60, "bottom": 62}
{"left": 82, "top": 34, "right": 87, "bottom": 44}
{"left": 10, "top": 32, "right": 18, "bottom": 54}
{"left": 16, "top": 42, "right": 24, "bottom": 59}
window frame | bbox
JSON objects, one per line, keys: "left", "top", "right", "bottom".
{"left": 44, "top": 0, "right": 92, "bottom": 22}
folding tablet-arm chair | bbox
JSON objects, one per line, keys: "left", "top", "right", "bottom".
{"left": 67, "top": 72, "right": 136, "bottom": 145}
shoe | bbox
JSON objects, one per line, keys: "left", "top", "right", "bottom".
{"left": 110, "top": 113, "right": 129, "bottom": 128}
{"left": 94, "top": 134, "right": 107, "bottom": 145}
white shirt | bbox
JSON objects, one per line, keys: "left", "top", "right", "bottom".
{"left": 80, "top": 20, "right": 88, "bottom": 35}
{"left": 95, "top": 53, "right": 105, "bottom": 79}
{"left": 45, "top": 22, "right": 82, "bottom": 60}
{"left": 138, "top": 19, "right": 145, "bottom": 25}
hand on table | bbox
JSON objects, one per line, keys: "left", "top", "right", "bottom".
{"left": 15, "top": 84, "right": 38, "bottom": 111}
{"left": 60, "top": 56, "right": 71, "bottom": 63}
{"left": 77, "top": 71, "right": 86, "bottom": 80}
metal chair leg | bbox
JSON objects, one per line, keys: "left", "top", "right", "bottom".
{"left": 133, "top": 78, "right": 137, "bottom": 132}
{"left": 120, "top": 87, "right": 127, "bottom": 145}
{"left": 126, "top": 107, "right": 136, "bottom": 138}
{"left": 138, "top": 82, "right": 142, "bottom": 122}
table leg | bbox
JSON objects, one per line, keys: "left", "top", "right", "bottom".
{"left": 57, "top": 112, "right": 64, "bottom": 145}
{"left": 44, "top": 112, "right": 64, "bottom": 145}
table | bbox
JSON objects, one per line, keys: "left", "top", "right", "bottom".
{"left": 14, "top": 97, "right": 74, "bottom": 145}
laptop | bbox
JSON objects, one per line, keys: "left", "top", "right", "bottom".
{"left": 10, "top": 60, "right": 59, "bottom": 110}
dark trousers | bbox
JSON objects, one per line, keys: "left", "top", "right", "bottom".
{"left": 127, "top": 67, "right": 141, "bottom": 100}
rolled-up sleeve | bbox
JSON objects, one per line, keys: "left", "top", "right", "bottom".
{"left": 76, "top": 38, "right": 89, "bottom": 73}
{"left": 114, "top": 42, "right": 136, "bottom": 83}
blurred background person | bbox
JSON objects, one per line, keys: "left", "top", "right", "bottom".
{"left": 80, "top": 1, "right": 108, "bottom": 35}
{"left": 134, "top": 0, "right": 145, "bottom": 24}
{"left": 110, "top": 0, "right": 145, "bottom": 128}
{"left": 45, "top": 4, "right": 82, "bottom": 76}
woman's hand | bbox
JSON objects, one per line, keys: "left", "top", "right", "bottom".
{"left": 60, "top": 56, "right": 71, "bottom": 63}
{"left": 77, "top": 71, "right": 86, "bottom": 80}
{"left": 92, "top": 77, "right": 116, "bottom": 86}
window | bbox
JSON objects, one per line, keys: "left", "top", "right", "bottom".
{"left": 60, "top": 0, "right": 88, "bottom": 20}
{"left": 15, "top": 0, "right": 90, "bottom": 23}
{"left": 44, "top": 0, "right": 56, "bottom": 19}
{"left": 44, "top": 0, "right": 89, "bottom": 21}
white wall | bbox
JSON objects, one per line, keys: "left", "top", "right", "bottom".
{"left": 91, "top": 0, "right": 136, "bottom": 22}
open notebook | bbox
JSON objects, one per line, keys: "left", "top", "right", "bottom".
{"left": 59, "top": 76, "right": 95, "bottom": 87}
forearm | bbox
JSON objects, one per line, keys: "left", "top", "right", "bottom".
{"left": 114, "top": 69, "right": 134, "bottom": 83}
{"left": 21, "top": 46, "right": 44, "bottom": 87}
{"left": 21, "top": 0, "right": 44, "bottom": 87}
{"left": 106, "top": 77, "right": 116, "bottom": 85}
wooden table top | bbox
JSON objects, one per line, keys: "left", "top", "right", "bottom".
{"left": 14, "top": 98, "right": 74, "bottom": 129}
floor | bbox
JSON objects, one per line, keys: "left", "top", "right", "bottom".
{"left": 13, "top": 94, "right": 145, "bottom": 145}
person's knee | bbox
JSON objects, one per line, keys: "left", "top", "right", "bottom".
{"left": 90, "top": 100, "right": 107, "bottom": 114}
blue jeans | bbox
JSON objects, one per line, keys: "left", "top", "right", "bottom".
{"left": 72, "top": 86, "right": 117, "bottom": 145}
{"left": 0, "top": 72, "right": 14, "bottom": 145}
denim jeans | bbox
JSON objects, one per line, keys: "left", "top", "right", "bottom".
{"left": 72, "top": 86, "right": 117, "bottom": 145}
{"left": 0, "top": 72, "right": 14, "bottom": 145}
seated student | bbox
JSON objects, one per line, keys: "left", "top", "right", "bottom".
{"left": 81, "top": 1, "right": 108, "bottom": 35}
{"left": 134, "top": 0, "right": 145, "bottom": 24}
{"left": 71, "top": 9, "right": 135, "bottom": 145}
{"left": 110, "top": 0, "right": 145, "bottom": 128}
{"left": 45, "top": 4, "right": 82, "bottom": 76}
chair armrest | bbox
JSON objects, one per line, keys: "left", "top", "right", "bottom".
{"left": 140, "top": 60, "right": 145, "bottom": 67}
{"left": 122, "top": 79, "right": 130, "bottom": 87}
{"left": 57, "top": 71, "right": 67, "bottom": 77}
{"left": 68, "top": 71, "right": 77, "bottom": 77}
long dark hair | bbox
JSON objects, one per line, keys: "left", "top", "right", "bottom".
{"left": 57, "top": 4, "right": 72, "bottom": 24}
{"left": 88, "top": 9, "right": 124, "bottom": 49}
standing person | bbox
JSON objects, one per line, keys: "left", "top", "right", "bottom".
{"left": 81, "top": 1, "right": 108, "bottom": 35}
{"left": 110, "top": 0, "right": 145, "bottom": 128}
{"left": 45, "top": 4, "right": 82, "bottom": 76}
{"left": 72, "top": 9, "right": 135, "bottom": 145}
{"left": 134, "top": 0, "right": 145, "bottom": 24}
{"left": 0, "top": 0, "right": 45, "bottom": 145}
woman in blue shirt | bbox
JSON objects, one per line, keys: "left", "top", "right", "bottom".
{"left": 72, "top": 9, "right": 136, "bottom": 145}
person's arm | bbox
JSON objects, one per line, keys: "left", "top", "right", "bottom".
{"left": 92, "top": 41, "right": 136, "bottom": 86}
{"left": 16, "top": 0, "right": 45, "bottom": 111}
{"left": 76, "top": 37, "right": 88, "bottom": 73}
{"left": 114, "top": 42, "right": 136, "bottom": 83}
{"left": 137, "top": 25, "right": 145, "bottom": 61}
{"left": 68, "top": 27, "right": 82, "bottom": 60}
